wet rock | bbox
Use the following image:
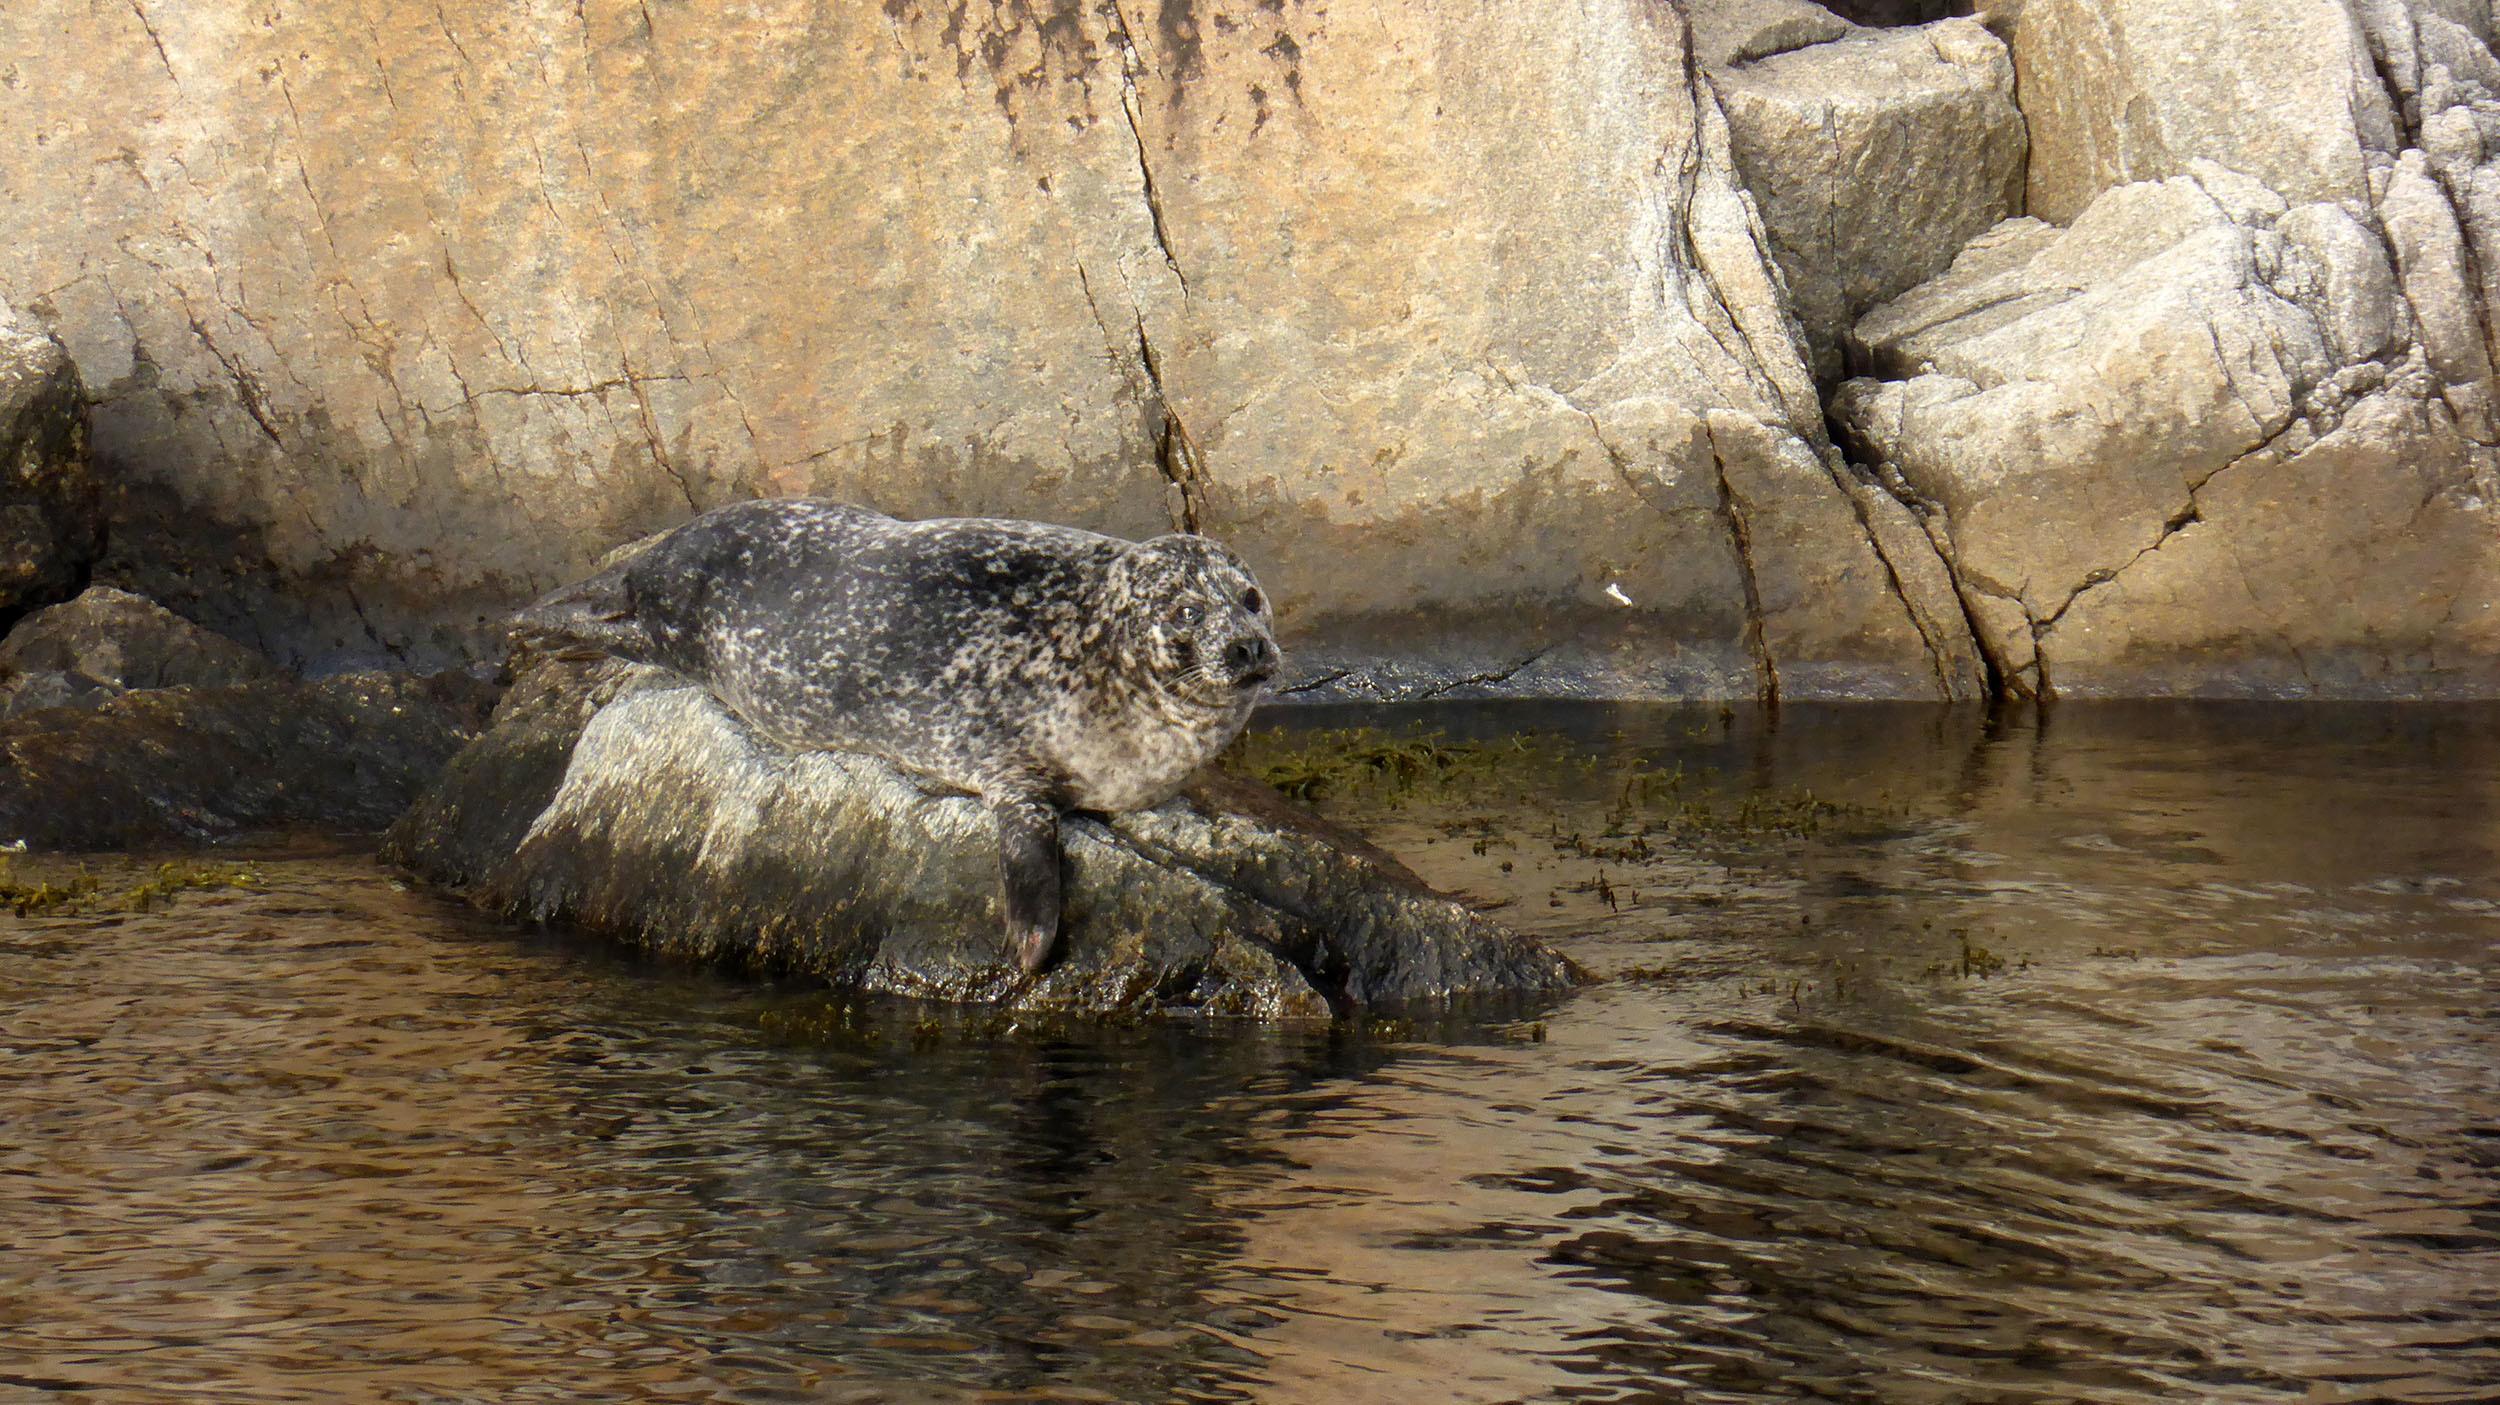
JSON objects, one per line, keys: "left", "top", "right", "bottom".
{"left": 0, "top": 585, "right": 277, "bottom": 718}
{"left": 384, "top": 659, "right": 1581, "bottom": 1019}
{"left": 0, "top": 671, "right": 499, "bottom": 850}
{"left": 0, "top": 304, "right": 94, "bottom": 630}
{"left": 1712, "top": 17, "right": 2027, "bottom": 379}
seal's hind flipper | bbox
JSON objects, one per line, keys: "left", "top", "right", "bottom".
{"left": 993, "top": 797, "right": 1063, "bottom": 977}
{"left": 508, "top": 554, "right": 655, "bottom": 664}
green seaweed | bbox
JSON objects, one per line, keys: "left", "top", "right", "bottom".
{"left": 1224, "top": 725, "right": 1549, "bottom": 803}
{"left": 1227, "top": 723, "right": 1883, "bottom": 841}
{"left": 0, "top": 856, "right": 263, "bottom": 917}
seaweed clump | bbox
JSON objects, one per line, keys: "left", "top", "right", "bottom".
{"left": 0, "top": 856, "right": 262, "bottom": 917}
{"left": 1224, "top": 726, "right": 1546, "bottom": 804}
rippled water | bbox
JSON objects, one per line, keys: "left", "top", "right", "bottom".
{"left": 4, "top": 704, "right": 2497, "bottom": 1403}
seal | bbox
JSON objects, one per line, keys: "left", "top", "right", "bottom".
{"left": 511, "top": 498, "right": 1281, "bottom": 975}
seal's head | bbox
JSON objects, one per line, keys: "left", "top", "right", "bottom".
{"left": 1110, "top": 534, "right": 1282, "bottom": 708}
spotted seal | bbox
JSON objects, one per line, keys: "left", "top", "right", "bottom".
{"left": 512, "top": 498, "right": 1281, "bottom": 974}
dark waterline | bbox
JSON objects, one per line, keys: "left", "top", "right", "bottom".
{"left": 3, "top": 703, "right": 2497, "bottom": 1402}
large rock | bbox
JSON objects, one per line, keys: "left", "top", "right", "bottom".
{"left": 0, "top": 0, "right": 1970, "bottom": 703}
{"left": 1711, "top": 17, "right": 2028, "bottom": 380}
{"left": 0, "top": 303, "right": 93, "bottom": 630}
{"left": 0, "top": 670, "right": 498, "bottom": 850}
{"left": 2003, "top": 0, "right": 2394, "bottom": 223}
{"left": 0, "top": 585, "right": 277, "bottom": 718}
{"left": 383, "top": 658, "right": 1581, "bottom": 1018}
{"left": 2000, "top": 0, "right": 2500, "bottom": 416}
{"left": 1836, "top": 168, "right": 2500, "bottom": 697}
{"left": 1830, "top": 0, "right": 2500, "bottom": 697}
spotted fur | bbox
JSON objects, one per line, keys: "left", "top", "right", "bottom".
{"left": 514, "top": 498, "right": 1282, "bottom": 974}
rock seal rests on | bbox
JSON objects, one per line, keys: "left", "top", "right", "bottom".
{"left": 511, "top": 498, "right": 1282, "bottom": 975}
{"left": 382, "top": 653, "right": 1579, "bottom": 1018}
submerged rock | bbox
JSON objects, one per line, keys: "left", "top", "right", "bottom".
{"left": 384, "top": 659, "right": 1580, "bottom": 1019}
{"left": 0, "top": 585, "right": 278, "bottom": 718}
{"left": 0, "top": 670, "right": 498, "bottom": 850}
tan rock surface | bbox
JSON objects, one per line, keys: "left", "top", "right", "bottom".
{"left": 7, "top": 0, "right": 2493, "bottom": 703}
{"left": 0, "top": 0, "right": 1971, "bottom": 702}
{"left": 1837, "top": 168, "right": 2500, "bottom": 696}
{"left": 1712, "top": 17, "right": 2027, "bottom": 380}
{"left": 1831, "top": 0, "right": 2500, "bottom": 698}
{"left": 2003, "top": 0, "right": 2395, "bottom": 222}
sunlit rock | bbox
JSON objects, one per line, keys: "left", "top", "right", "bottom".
{"left": 1711, "top": 16, "right": 2027, "bottom": 379}
{"left": 1835, "top": 167, "right": 2500, "bottom": 697}
{"left": 0, "top": 1, "right": 1967, "bottom": 702}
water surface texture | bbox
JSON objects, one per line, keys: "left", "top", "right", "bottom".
{"left": 5, "top": 704, "right": 2497, "bottom": 1403}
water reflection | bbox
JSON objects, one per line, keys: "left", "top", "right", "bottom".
{"left": 3, "top": 704, "right": 2497, "bottom": 1401}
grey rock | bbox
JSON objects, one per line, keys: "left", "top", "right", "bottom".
{"left": 383, "top": 658, "right": 1581, "bottom": 1019}
{"left": 2276, "top": 202, "right": 2405, "bottom": 363}
{"left": 0, "top": 305, "right": 93, "bottom": 629}
{"left": 0, "top": 670, "right": 499, "bottom": 850}
{"left": 2379, "top": 149, "right": 2498, "bottom": 439}
{"left": 0, "top": 585, "right": 278, "bottom": 718}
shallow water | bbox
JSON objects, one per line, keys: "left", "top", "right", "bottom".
{"left": 4, "top": 703, "right": 2498, "bottom": 1403}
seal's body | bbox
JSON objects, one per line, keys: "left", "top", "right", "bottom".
{"left": 513, "top": 498, "right": 1281, "bottom": 974}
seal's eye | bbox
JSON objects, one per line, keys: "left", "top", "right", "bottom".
{"left": 1242, "top": 587, "right": 1263, "bottom": 613}
{"left": 1172, "top": 603, "right": 1203, "bottom": 626}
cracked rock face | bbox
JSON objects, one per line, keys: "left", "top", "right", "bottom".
{"left": 1835, "top": 0, "right": 2500, "bottom": 697}
{"left": 3, "top": 0, "right": 2493, "bottom": 702}
{"left": 0, "top": 304, "right": 94, "bottom": 632}
{"left": 383, "top": 658, "right": 1582, "bottom": 1019}
{"left": 0, "top": 0, "right": 1967, "bottom": 704}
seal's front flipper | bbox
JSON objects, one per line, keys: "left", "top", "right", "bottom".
{"left": 994, "top": 799, "right": 1062, "bottom": 976}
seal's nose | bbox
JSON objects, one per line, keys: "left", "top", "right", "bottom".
{"left": 1224, "top": 635, "right": 1277, "bottom": 683}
